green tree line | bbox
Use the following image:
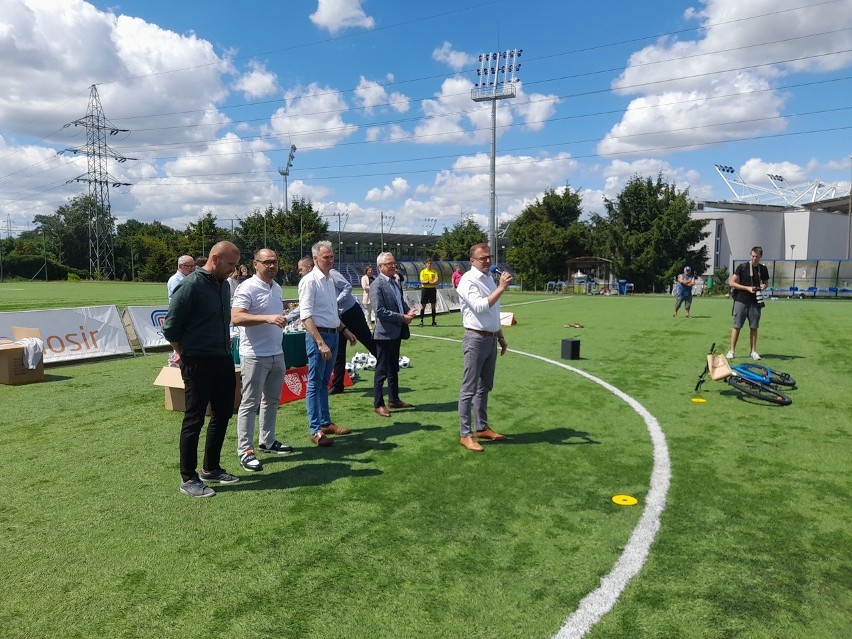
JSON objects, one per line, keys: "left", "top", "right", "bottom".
{"left": 1, "top": 174, "right": 708, "bottom": 292}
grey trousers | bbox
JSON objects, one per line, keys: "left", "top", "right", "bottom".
{"left": 236, "top": 353, "right": 286, "bottom": 455}
{"left": 458, "top": 331, "right": 497, "bottom": 437}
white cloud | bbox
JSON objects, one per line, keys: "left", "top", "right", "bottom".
{"left": 412, "top": 77, "right": 494, "bottom": 145}
{"left": 0, "top": 1, "right": 232, "bottom": 144}
{"left": 287, "top": 179, "right": 330, "bottom": 205}
{"left": 265, "top": 83, "right": 358, "bottom": 149}
{"left": 365, "top": 177, "right": 409, "bottom": 201}
{"left": 738, "top": 158, "right": 806, "bottom": 184}
{"left": 123, "top": 132, "right": 276, "bottom": 227}
{"left": 309, "top": 0, "right": 375, "bottom": 34}
{"left": 597, "top": 158, "right": 707, "bottom": 203}
{"left": 233, "top": 60, "right": 278, "bottom": 100}
{"left": 411, "top": 152, "right": 579, "bottom": 225}
{"left": 354, "top": 75, "right": 410, "bottom": 115}
{"left": 432, "top": 42, "right": 476, "bottom": 71}
{"left": 512, "top": 82, "right": 560, "bottom": 132}
{"left": 598, "top": 0, "right": 852, "bottom": 156}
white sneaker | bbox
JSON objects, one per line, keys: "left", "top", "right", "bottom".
{"left": 725, "top": 351, "right": 734, "bottom": 359}
{"left": 239, "top": 450, "right": 263, "bottom": 472}
{"left": 750, "top": 351, "right": 761, "bottom": 360}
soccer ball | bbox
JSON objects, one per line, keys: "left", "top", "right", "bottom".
{"left": 351, "top": 352, "right": 369, "bottom": 366}
{"left": 365, "top": 355, "right": 377, "bottom": 370}
{"left": 399, "top": 356, "right": 411, "bottom": 368}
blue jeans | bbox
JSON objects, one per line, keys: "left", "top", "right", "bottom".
{"left": 305, "top": 331, "right": 339, "bottom": 434}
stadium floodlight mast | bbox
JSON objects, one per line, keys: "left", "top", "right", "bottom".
{"left": 472, "top": 48, "right": 521, "bottom": 260}
{"left": 278, "top": 144, "right": 298, "bottom": 251}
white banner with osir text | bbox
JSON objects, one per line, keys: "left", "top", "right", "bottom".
{"left": 0, "top": 305, "right": 133, "bottom": 363}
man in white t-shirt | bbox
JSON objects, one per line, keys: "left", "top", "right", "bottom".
{"left": 231, "top": 248, "right": 291, "bottom": 472}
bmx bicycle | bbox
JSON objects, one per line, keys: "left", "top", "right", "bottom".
{"left": 695, "top": 343, "right": 795, "bottom": 406}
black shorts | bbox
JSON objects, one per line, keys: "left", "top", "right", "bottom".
{"left": 420, "top": 288, "right": 437, "bottom": 305}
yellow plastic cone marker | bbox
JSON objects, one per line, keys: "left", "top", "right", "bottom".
{"left": 612, "top": 494, "right": 638, "bottom": 506}
{"left": 691, "top": 397, "right": 707, "bottom": 403}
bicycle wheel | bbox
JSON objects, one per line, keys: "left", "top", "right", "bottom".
{"left": 734, "top": 363, "right": 797, "bottom": 388}
{"left": 726, "top": 376, "right": 792, "bottom": 405}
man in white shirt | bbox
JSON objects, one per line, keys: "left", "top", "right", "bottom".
{"left": 298, "top": 241, "right": 355, "bottom": 446}
{"left": 167, "top": 255, "right": 195, "bottom": 302}
{"left": 456, "top": 243, "right": 513, "bottom": 452}
{"left": 231, "top": 249, "right": 291, "bottom": 472}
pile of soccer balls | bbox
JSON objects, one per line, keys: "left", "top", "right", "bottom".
{"left": 348, "top": 352, "right": 411, "bottom": 376}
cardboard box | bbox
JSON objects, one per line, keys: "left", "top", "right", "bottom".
{"left": 0, "top": 327, "right": 46, "bottom": 385}
{"left": 153, "top": 366, "right": 241, "bottom": 413}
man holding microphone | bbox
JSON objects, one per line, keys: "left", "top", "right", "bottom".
{"left": 456, "top": 243, "right": 513, "bottom": 452}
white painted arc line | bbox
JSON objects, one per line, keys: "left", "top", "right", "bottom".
{"left": 412, "top": 334, "right": 671, "bottom": 639}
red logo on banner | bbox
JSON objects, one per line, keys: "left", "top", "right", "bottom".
{"left": 279, "top": 366, "right": 352, "bottom": 404}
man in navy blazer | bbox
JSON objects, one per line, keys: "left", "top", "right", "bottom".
{"left": 370, "top": 252, "right": 417, "bottom": 417}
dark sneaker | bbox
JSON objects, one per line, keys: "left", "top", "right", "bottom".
{"left": 259, "top": 440, "right": 293, "bottom": 455}
{"left": 431, "top": 321, "right": 438, "bottom": 326}
{"left": 199, "top": 468, "right": 240, "bottom": 484}
{"left": 180, "top": 478, "right": 216, "bottom": 498}
{"left": 239, "top": 450, "right": 263, "bottom": 472}
{"left": 418, "top": 321, "right": 424, "bottom": 327}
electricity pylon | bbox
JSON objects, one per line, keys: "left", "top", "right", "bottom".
{"left": 63, "top": 85, "right": 132, "bottom": 279}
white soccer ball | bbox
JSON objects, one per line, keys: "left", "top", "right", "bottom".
{"left": 365, "top": 355, "right": 377, "bottom": 370}
{"left": 399, "top": 356, "right": 411, "bottom": 368}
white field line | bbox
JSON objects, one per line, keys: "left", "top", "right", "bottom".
{"left": 413, "top": 334, "right": 671, "bottom": 639}
{"left": 501, "top": 296, "right": 575, "bottom": 308}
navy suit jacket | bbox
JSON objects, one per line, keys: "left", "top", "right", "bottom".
{"left": 370, "top": 274, "right": 410, "bottom": 341}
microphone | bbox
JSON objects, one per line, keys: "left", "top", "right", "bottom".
{"left": 489, "top": 265, "right": 503, "bottom": 275}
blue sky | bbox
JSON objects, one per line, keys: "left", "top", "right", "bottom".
{"left": 1, "top": 0, "right": 850, "bottom": 237}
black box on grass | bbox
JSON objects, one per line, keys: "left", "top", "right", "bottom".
{"left": 561, "top": 338, "right": 580, "bottom": 360}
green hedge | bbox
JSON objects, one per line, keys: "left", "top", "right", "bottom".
{"left": 1, "top": 254, "right": 87, "bottom": 280}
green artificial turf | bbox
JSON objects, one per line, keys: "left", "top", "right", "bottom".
{"left": 0, "top": 283, "right": 850, "bottom": 638}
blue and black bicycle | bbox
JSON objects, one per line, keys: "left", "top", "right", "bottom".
{"left": 695, "top": 343, "right": 795, "bottom": 406}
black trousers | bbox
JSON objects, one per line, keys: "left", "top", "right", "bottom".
{"left": 179, "top": 355, "right": 235, "bottom": 481}
{"left": 332, "top": 304, "right": 377, "bottom": 392}
{"left": 419, "top": 288, "right": 437, "bottom": 320}
{"left": 373, "top": 338, "right": 401, "bottom": 407}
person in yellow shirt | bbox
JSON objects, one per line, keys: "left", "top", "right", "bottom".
{"left": 418, "top": 258, "right": 439, "bottom": 327}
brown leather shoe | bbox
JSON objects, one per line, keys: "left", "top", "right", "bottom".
{"left": 459, "top": 436, "right": 484, "bottom": 452}
{"left": 310, "top": 432, "right": 333, "bottom": 447}
{"left": 321, "top": 423, "right": 351, "bottom": 435}
{"left": 388, "top": 401, "right": 413, "bottom": 409}
{"left": 374, "top": 406, "right": 391, "bottom": 418}
{"left": 476, "top": 428, "right": 507, "bottom": 441}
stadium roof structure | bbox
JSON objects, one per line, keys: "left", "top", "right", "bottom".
{"left": 713, "top": 163, "right": 849, "bottom": 208}
{"left": 801, "top": 196, "right": 852, "bottom": 215}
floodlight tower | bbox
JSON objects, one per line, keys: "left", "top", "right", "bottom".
{"left": 472, "top": 48, "right": 521, "bottom": 258}
{"left": 278, "top": 144, "right": 298, "bottom": 252}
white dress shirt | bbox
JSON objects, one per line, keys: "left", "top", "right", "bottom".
{"left": 457, "top": 268, "right": 501, "bottom": 332}
{"left": 298, "top": 267, "right": 340, "bottom": 329}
